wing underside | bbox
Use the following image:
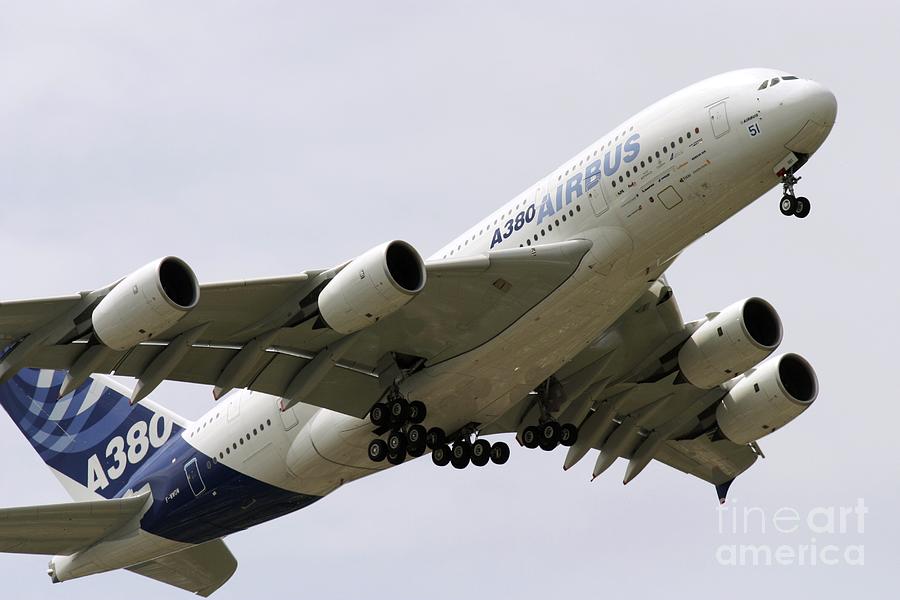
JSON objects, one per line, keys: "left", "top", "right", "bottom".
{"left": 0, "top": 240, "right": 593, "bottom": 417}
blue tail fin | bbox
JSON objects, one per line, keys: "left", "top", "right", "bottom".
{"left": 0, "top": 368, "right": 187, "bottom": 500}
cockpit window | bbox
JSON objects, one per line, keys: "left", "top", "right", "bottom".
{"left": 770, "top": 77, "right": 780, "bottom": 86}
{"left": 782, "top": 75, "right": 798, "bottom": 80}
{"left": 758, "top": 80, "right": 769, "bottom": 90}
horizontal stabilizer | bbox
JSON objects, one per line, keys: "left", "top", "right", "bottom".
{"left": 127, "top": 538, "right": 237, "bottom": 597}
{"left": 0, "top": 492, "right": 149, "bottom": 555}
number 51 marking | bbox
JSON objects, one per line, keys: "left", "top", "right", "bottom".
{"left": 748, "top": 123, "right": 761, "bottom": 137}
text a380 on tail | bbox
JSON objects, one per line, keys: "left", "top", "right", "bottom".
{"left": 0, "top": 68, "right": 836, "bottom": 596}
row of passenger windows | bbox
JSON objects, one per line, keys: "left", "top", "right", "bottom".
{"left": 610, "top": 127, "right": 701, "bottom": 188}
{"left": 442, "top": 121, "right": 715, "bottom": 255}
{"left": 758, "top": 75, "right": 798, "bottom": 90}
{"left": 519, "top": 205, "right": 582, "bottom": 247}
{"left": 212, "top": 418, "right": 273, "bottom": 464}
{"left": 443, "top": 126, "right": 640, "bottom": 257}
{"left": 191, "top": 412, "right": 221, "bottom": 435}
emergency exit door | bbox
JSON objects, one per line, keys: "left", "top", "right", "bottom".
{"left": 708, "top": 101, "right": 730, "bottom": 138}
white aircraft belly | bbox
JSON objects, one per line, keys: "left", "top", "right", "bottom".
{"left": 403, "top": 264, "right": 650, "bottom": 431}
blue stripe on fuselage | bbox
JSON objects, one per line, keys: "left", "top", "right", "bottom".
{"left": 119, "top": 433, "right": 320, "bottom": 544}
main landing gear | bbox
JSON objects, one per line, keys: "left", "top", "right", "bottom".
{"left": 366, "top": 395, "right": 510, "bottom": 469}
{"left": 521, "top": 420, "right": 578, "bottom": 452}
{"left": 367, "top": 395, "right": 428, "bottom": 466}
{"left": 779, "top": 170, "right": 811, "bottom": 219}
{"left": 428, "top": 430, "right": 510, "bottom": 470}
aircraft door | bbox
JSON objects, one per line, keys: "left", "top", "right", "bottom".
{"left": 588, "top": 178, "right": 610, "bottom": 216}
{"left": 184, "top": 457, "right": 207, "bottom": 496}
{"left": 279, "top": 397, "right": 299, "bottom": 430}
{"left": 709, "top": 101, "right": 731, "bottom": 138}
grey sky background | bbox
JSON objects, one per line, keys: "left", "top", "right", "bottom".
{"left": 1, "top": 1, "right": 897, "bottom": 598}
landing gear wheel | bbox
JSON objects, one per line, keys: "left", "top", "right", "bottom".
{"left": 780, "top": 195, "right": 797, "bottom": 216}
{"left": 406, "top": 425, "right": 427, "bottom": 456}
{"left": 451, "top": 442, "right": 471, "bottom": 469}
{"left": 426, "top": 427, "right": 446, "bottom": 450}
{"left": 387, "top": 449, "right": 406, "bottom": 465}
{"left": 490, "top": 441, "right": 510, "bottom": 465}
{"left": 471, "top": 439, "right": 491, "bottom": 467}
{"left": 522, "top": 426, "right": 540, "bottom": 449}
{"left": 539, "top": 437, "right": 559, "bottom": 451}
{"left": 794, "top": 196, "right": 811, "bottom": 218}
{"left": 539, "top": 421, "right": 561, "bottom": 447}
{"left": 370, "top": 404, "right": 390, "bottom": 428}
{"left": 368, "top": 439, "right": 388, "bottom": 462}
{"left": 407, "top": 401, "right": 427, "bottom": 424}
{"left": 388, "top": 398, "right": 409, "bottom": 425}
{"left": 387, "top": 431, "right": 407, "bottom": 454}
{"left": 432, "top": 444, "right": 451, "bottom": 467}
{"left": 559, "top": 423, "right": 579, "bottom": 447}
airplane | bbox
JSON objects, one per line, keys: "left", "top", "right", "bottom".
{"left": 0, "top": 67, "right": 836, "bottom": 595}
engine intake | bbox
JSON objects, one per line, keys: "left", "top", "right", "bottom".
{"left": 678, "top": 297, "right": 782, "bottom": 389}
{"left": 318, "top": 240, "right": 426, "bottom": 335}
{"left": 716, "top": 353, "right": 818, "bottom": 444}
{"left": 93, "top": 257, "right": 200, "bottom": 350}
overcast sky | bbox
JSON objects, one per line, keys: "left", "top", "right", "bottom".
{"left": 1, "top": 1, "right": 897, "bottom": 598}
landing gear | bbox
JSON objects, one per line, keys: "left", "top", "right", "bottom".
{"left": 367, "top": 392, "right": 431, "bottom": 465}
{"left": 367, "top": 393, "right": 511, "bottom": 469}
{"left": 432, "top": 444, "right": 451, "bottom": 467}
{"left": 451, "top": 441, "right": 471, "bottom": 469}
{"left": 489, "top": 441, "right": 510, "bottom": 465}
{"left": 368, "top": 439, "right": 388, "bottom": 462}
{"left": 471, "top": 439, "right": 492, "bottom": 467}
{"left": 406, "top": 424, "right": 427, "bottom": 455}
{"left": 522, "top": 420, "right": 579, "bottom": 452}
{"left": 387, "top": 449, "right": 406, "bottom": 465}
{"left": 780, "top": 170, "right": 811, "bottom": 218}
{"left": 407, "top": 401, "right": 427, "bottom": 424}
{"left": 370, "top": 403, "right": 390, "bottom": 428}
{"left": 559, "top": 423, "right": 578, "bottom": 447}
{"left": 425, "top": 427, "right": 446, "bottom": 450}
{"left": 522, "top": 425, "right": 540, "bottom": 449}
{"left": 779, "top": 195, "right": 796, "bottom": 216}
{"left": 427, "top": 431, "right": 510, "bottom": 470}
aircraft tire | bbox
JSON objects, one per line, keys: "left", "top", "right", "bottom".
{"left": 368, "top": 439, "right": 388, "bottom": 462}
{"left": 490, "top": 442, "right": 510, "bottom": 465}
{"left": 471, "top": 439, "right": 491, "bottom": 466}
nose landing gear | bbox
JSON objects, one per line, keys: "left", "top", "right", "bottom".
{"left": 780, "top": 171, "right": 811, "bottom": 219}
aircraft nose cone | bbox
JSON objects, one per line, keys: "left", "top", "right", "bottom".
{"left": 783, "top": 80, "right": 837, "bottom": 154}
{"left": 803, "top": 81, "right": 838, "bottom": 127}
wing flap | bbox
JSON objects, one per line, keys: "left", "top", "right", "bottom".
{"left": 126, "top": 538, "right": 237, "bottom": 598}
{"left": 0, "top": 493, "right": 149, "bottom": 555}
{"left": 654, "top": 437, "right": 759, "bottom": 485}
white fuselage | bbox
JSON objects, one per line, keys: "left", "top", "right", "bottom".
{"left": 185, "top": 67, "right": 837, "bottom": 501}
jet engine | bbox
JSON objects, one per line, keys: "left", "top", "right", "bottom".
{"left": 92, "top": 256, "right": 200, "bottom": 350}
{"left": 318, "top": 240, "right": 426, "bottom": 335}
{"left": 716, "top": 353, "right": 818, "bottom": 444}
{"left": 678, "top": 297, "right": 782, "bottom": 389}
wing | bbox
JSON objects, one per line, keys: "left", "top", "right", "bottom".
{"left": 484, "top": 278, "right": 761, "bottom": 499}
{"left": 0, "top": 240, "right": 592, "bottom": 417}
{"left": 126, "top": 538, "right": 237, "bottom": 597}
{"left": 0, "top": 493, "right": 149, "bottom": 555}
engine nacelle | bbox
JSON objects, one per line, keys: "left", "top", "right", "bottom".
{"left": 318, "top": 240, "right": 426, "bottom": 335}
{"left": 92, "top": 257, "right": 200, "bottom": 350}
{"left": 716, "top": 353, "right": 818, "bottom": 444}
{"left": 678, "top": 297, "right": 782, "bottom": 389}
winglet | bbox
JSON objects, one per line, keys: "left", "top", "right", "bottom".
{"left": 715, "top": 479, "right": 735, "bottom": 504}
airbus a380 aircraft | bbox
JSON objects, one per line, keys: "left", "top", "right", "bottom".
{"left": 0, "top": 68, "right": 835, "bottom": 595}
